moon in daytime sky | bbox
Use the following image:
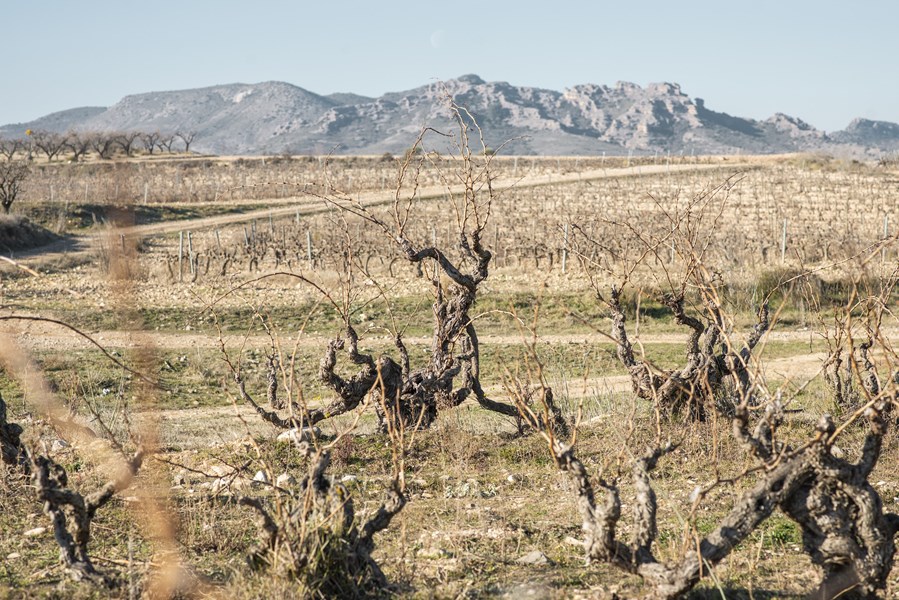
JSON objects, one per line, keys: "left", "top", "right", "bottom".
{"left": 430, "top": 29, "right": 445, "bottom": 49}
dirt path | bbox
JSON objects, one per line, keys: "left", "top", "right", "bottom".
{"left": 12, "top": 162, "right": 749, "bottom": 266}
{"left": 559, "top": 351, "right": 830, "bottom": 396}
{"left": 4, "top": 320, "right": 833, "bottom": 352}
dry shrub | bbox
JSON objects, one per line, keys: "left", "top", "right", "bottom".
{"left": 0, "top": 214, "right": 60, "bottom": 252}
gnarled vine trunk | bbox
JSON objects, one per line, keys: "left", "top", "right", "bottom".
{"left": 609, "top": 286, "right": 769, "bottom": 421}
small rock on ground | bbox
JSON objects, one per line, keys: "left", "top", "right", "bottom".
{"left": 516, "top": 550, "right": 553, "bottom": 566}
{"left": 276, "top": 473, "right": 296, "bottom": 487}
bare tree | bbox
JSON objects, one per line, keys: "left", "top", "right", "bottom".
{"left": 0, "top": 136, "right": 23, "bottom": 161}
{"left": 156, "top": 133, "right": 176, "bottom": 153}
{"left": 0, "top": 327, "right": 153, "bottom": 586}
{"left": 31, "top": 130, "right": 69, "bottom": 162}
{"left": 89, "top": 133, "right": 116, "bottom": 160}
{"left": 0, "top": 160, "right": 29, "bottom": 213}
{"left": 175, "top": 130, "right": 196, "bottom": 153}
{"left": 316, "top": 106, "right": 564, "bottom": 430}
{"left": 141, "top": 131, "right": 161, "bottom": 155}
{"left": 196, "top": 304, "right": 411, "bottom": 597}
{"left": 607, "top": 286, "right": 769, "bottom": 421}
{"left": 114, "top": 131, "right": 141, "bottom": 157}
{"left": 64, "top": 132, "right": 92, "bottom": 162}
{"left": 571, "top": 175, "right": 772, "bottom": 421}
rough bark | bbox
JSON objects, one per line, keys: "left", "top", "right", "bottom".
{"left": 0, "top": 391, "right": 25, "bottom": 469}
{"left": 266, "top": 354, "right": 283, "bottom": 410}
{"left": 609, "top": 286, "right": 769, "bottom": 421}
{"left": 28, "top": 446, "right": 146, "bottom": 585}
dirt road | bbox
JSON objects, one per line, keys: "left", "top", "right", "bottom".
{"left": 4, "top": 319, "right": 828, "bottom": 352}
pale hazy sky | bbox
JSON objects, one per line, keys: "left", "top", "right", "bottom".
{"left": 3, "top": 1, "right": 897, "bottom": 131}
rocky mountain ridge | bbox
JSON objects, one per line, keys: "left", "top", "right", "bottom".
{"left": 3, "top": 75, "right": 897, "bottom": 157}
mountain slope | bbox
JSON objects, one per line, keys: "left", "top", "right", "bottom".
{"left": 1, "top": 106, "right": 107, "bottom": 138}
{"left": 830, "top": 118, "right": 899, "bottom": 151}
{"left": 2, "top": 76, "right": 895, "bottom": 157}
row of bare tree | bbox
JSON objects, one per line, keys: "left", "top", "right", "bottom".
{"left": 0, "top": 129, "right": 197, "bottom": 162}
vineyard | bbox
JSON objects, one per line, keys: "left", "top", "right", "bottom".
{"left": 1, "top": 122, "right": 899, "bottom": 599}
{"left": 95, "top": 158, "right": 899, "bottom": 320}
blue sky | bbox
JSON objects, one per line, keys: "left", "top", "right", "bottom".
{"left": 4, "top": 1, "right": 897, "bottom": 131}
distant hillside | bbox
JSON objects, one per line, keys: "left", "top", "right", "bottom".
{"left": 3, "top": 106, "right": 107, "bottom": 137}
{"left": 830, "top": 118, "right": 899, "bottom": 151}
{"left": 3, "top": 75, "right": 898, "bottom": 157}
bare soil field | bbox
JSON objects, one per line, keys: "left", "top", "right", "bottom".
{"left": 1, "top": 147, "right": 898, "bottom": 599}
